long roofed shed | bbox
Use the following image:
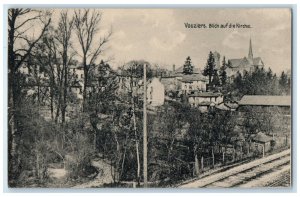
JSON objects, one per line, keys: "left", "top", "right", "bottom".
{"left": 239, "top": 95, "right": 291, "bottom": 107}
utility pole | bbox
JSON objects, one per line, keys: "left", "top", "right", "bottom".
{"left": 143, "top": 63, "right": 148, "bottom": 187}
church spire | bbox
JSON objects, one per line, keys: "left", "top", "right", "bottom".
{"left": 248, "top": 38, "right": 253, "bottom": 60}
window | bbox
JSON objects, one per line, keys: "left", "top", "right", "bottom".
{"left": 81, "top": 74, "right": 84, "bottom": 78}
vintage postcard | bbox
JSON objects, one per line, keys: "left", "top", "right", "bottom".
{"left": 7, "top": 8, "right": 292, "bottom": 188}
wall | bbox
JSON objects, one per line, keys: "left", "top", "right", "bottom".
{"left": 181, "top": 80, "right": 206, "bottom": 93}
{"left": 147, "top": 78, "right": 165, "bottom": 107}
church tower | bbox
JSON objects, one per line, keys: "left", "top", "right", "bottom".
{"left": 248, "top": 38, "right": 254, "bottom": 64}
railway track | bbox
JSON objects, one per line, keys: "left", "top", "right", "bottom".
{"left": 264, "top": 169, "right": 291, "bottom": 187}
{"left": 178, "top": 149, "right": 290, "bottom": 188}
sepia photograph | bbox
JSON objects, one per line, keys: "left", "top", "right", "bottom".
{"left": 7, "top": 8, "right": 292, "bottom": 189}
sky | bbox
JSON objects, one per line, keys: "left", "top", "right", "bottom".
{"left": 102, "top": 8, "right": 291, "bottom": 74}
{"left": 22, "top": 8, "right": 292, "bottom": 74}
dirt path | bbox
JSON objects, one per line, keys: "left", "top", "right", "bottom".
{"left": 72, "top": 158, "right": 114, "bottom": 188}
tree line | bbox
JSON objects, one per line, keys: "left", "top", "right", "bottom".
{"left": 230, "top": 68, "right": 291, "bottom": 98}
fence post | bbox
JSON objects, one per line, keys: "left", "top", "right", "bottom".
{"left": 233, "top": 148, "right": 236, "bottom": 162}
{"left": 212, "top": 149, "right": 215, "bottom": 168}
{"left": 195, "top": 154, "right": 200, "bottom": 176}
{"left": 222, "top": 152, "right": 225, "bottom": 164}
{"left": 201, "top": 156, "right": 204, "bottom": 171}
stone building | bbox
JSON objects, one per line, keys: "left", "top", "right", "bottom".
{"left": 227, "top": 38, "right": 264, "bottom": 78}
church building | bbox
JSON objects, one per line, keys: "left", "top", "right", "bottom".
{"left": 226, "top": 39, "right": 264, "bottom": 77}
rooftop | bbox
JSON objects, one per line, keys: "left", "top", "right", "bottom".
{"left": 180, "top": 73, "right": 207, "bottom": 83}
{"left": 189, "top": 91, "right": 223, "bottom": 97}
{"left": 239, "top": 95, "right": 291, "bottom": 107}
{"left": 228, "top": 57, "right": 263, "bottom": 69}
{"left": 252, "top": 132, "right": 273, "bottom": 143}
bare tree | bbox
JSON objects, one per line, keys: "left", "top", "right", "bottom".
{"left": 54, "top": 11, "right": 75, "bottom": 123}
{"left": 118, "top": 61, "right": 147, "bottom": 185}
{"left": 31, "top": 26, "right": 57, "bottom": 120}
{"left": 8, "top": 8, "right": 51, "bottom": 182}
{"left": 32, "top": 11, "right": 75, "bottom": 123}
{"left": 74, "top": 9, "right": 112, "bottom": 106}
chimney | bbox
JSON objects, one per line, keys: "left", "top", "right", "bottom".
{"left": 173, "top": 64, "right": 176, "bottom": 72}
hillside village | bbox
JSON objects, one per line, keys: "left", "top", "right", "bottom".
{"left": 8, "top": 9, "right": 291, "bottom": 188}
{"left": 18, "top": 38, "right": 290, "bottom": 116}
{"left": 19, "top": 40, "right": 286, "bottom": 100}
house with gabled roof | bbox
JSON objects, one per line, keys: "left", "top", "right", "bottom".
{"left": 161, "top": 63, "right": 209, "bottom": 94}
{"left": 252, "top": 131, "right": 274, "bottom": 153}
{"left": 180, "top": 73, "right": 208, "bottom": 94}
{"left": 188, "top": 91, "right": 224, "bottom": 112}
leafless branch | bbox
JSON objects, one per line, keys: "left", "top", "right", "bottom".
{"left": 15, "top": 15, "right": 42, "bottom": 30}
